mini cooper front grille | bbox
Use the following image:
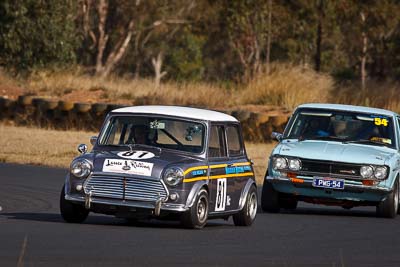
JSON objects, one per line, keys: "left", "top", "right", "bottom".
{"left": 298, "top": 159, "right": 362, "bottom": 179}
{"left": 84, "top": 175, "right": 168, "bottom": 202}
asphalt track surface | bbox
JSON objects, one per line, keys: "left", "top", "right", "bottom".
{"left": 1, "top": 163, "right": 400, "bottom": 267}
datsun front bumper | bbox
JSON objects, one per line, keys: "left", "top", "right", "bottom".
{"left": 266, "top": 175, "right": 391, "bottom": 202}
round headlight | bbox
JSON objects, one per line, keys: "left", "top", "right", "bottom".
{"left": 163, "top": 167, "right": 184, "bottom": 186}
{"left": 273, "top": 157, "right": 287, "bottom": 170}
{"left": 288, "top": 159, "right": 302, "bottom": 171}
{"left": 374, "top": 166, "right": 388, "bottom": 180}
{"left": 70, "top": 160, "right": 92, "bottom": 178}
{"left": 360, "top": 166, "right": 374, "bottom": 179}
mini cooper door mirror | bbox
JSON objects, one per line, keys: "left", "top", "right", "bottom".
{"left": 77, "top": 144, "right": 88, "bottom": 154}
{"left": 90, "top": 136, "right": 98, "bottom": 146}
{"left": 271, "top": 132, "right": 283, "bottom": 142}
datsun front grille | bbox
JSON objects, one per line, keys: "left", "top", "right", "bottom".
{"left": 84, "top": 175, "right": 168, "bottom": 202}
{"left": 298, "top": 159, "right": 362, "bottom": 179}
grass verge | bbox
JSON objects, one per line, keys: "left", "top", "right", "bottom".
{"left": 0, "top": 124, "right": 273, "bottom": 184}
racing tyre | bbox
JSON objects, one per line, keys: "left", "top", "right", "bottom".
{"left": 233, "top": 185, "right": 258, "bottom": 226}
{"left": 377, "top": 179, "right": 399, "bottom": 218}
{"left": 60, "top": 185, "right": 89, "bottom": 223}
{"left": 279, "top": 194, "right": 298, "bottom": 210}
{"left": 261, "top": 180, "right": 280, "bottom": 213}
{"left": 181, "top": 189, "right": 209, "bottom": 229}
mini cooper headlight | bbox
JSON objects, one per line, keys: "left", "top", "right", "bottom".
{"left": 374, "top": 166, "right": 388, "bottom": 180}
{"left": 163, "top": 167, "right": 184, "bottom": 186}
{"left": 360, "top": 166, "right": 374, "bottom": 179}
{"left": 288, "top": 158, "right": 302, "bottom": 171}
{"left": 70, "top": 159, "right": 92, "bottom": 178}
{"left": 273, "top": 157, "right": 287, "bottom": 170}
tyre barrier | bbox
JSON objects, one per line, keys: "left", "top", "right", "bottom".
{"left": 0, "top": 94, "right": 290, "bottom": 141}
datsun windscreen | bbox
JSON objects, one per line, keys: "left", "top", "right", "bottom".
{"left": 284, "top": 108, "right": 396, "bottom": 148}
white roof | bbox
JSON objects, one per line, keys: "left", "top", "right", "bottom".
{"left": 298, "top": 103, "right": 398, "bottom": 117}
{"left": 112, "top": 105, "right": 238, "bottom": 122}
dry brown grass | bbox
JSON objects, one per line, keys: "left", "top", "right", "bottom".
{"left": 0, "top": 124, "right": 96, "bottom": 168}
{"left": 2, "top": 64, "right": 336, "bottom": 110}
{"left": 0, "top": 124, "right": 273, "bottom": 184}
{"left": 245, "top": 142, "right": 275, "bottom": 184}
{"left": 25, "top": 69, "right": 231, "bottom": 108}
{"left": 238, "top": 64, "right": 334, "bottom": 110}
{"left": 333, "top": 81, "right": 400, "bottom": 113}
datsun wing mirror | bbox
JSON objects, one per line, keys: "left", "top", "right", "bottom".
{"left": 271, "top": 132, "right": 283, "bottom": 142}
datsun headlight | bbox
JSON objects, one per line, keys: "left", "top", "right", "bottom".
{"left": 288, "top": 159, "right": 302, "bottom": 171}
{"left": 360, "top": 166, "right": 374, "bottom": 179}
{"left": 163, "top": 167, "right": 184, "bottom": 186}
{"left": 374, "top": 166, "right": 388, "bottom": 180}
{"left": 273, "top": 157, "right": 287, "bottom": 170}
{"left": 70, "top": 159, "right": 92, "bottom": 178}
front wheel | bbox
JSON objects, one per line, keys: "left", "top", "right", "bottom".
{"left": 261, "top": 180, "right": 280, "bottom": 213}
{"left": 60, "top": 185, "right": 89, "bottom": 223}
{"left": 377, "top": 179, "right": 399, "bottom": 218}
{"left": 181, "top": 188, "right": 209, "bottom": 229}
{"left": 233, "top": 185, "right": 258, "bottom": 226}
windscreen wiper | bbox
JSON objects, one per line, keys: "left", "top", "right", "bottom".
{"left": 126, "top": 143, "right": 162, "bottom": 153}
{"left": 344, "top": 139, "right": 390, "bottom": 147}
{"left": 298, "top": 136, "right": 347, "bottom": 142}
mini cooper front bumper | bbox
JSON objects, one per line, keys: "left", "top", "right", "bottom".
{"left": 65, "top": 193, "right": 188, "bottom": 215}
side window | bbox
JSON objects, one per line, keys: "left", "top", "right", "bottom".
{"left": 397, "top": 118, "right": 400, "bottom": 142}
{"left": 226, "top": 125, "right": 243, "bottom": 157}
{"left": 208, "top": 125, "right": 226, "bottom": 158}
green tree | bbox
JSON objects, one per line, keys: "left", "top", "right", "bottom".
{"left": 165, "top": 27, "right": 205, "bottom": 81}
{"left": 0, "top": 0, "right": 78, "bottom": 71}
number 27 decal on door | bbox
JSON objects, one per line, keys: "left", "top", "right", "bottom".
{"left": 215, "top": 178, "right": 227, "bottom": 211}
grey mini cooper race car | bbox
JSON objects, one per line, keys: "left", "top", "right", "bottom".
{"left": 60, "top": 105, "right": 257, "bottom": 228}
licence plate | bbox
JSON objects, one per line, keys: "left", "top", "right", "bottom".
{"left": 312, "top": 177, "right": 344, "bottom": 190}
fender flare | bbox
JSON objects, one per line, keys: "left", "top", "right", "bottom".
{"left": 185, "top": 180, "right": 209, "bottom": 209}
{"left": 238, "top": 179, "right": 257, "bottom": 211}
{"left": 64, "top": 174, "right": 71, "bottom": 194}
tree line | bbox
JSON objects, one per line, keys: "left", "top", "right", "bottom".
{"left": 1, "top": 0, "right": 400, "bottom": 87}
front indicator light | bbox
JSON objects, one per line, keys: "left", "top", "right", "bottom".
{"left": 362, "top": 180, "right": 377, "bottom": 186}
{"left": 290, "top": 178, "right": 304, "bottom": 184}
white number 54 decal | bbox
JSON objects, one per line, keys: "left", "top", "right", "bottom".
{"left": 215, "top": 178, "right": 227, "bottom": 211}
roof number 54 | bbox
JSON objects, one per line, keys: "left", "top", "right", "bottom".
{"left": 374, "top": 118, "right": 388, "bottom": 127}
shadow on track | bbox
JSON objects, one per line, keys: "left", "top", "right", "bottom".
{"left": 258, "top": 206, "right": 379, "bottom": 218}
{"left": 0, "top": 212, "right": 232, "bottom": 229}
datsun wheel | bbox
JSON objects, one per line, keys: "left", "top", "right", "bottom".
{"left": 233, "top": 185, "right": 257, "bottom": 226}
{"left": 60, "top": 185, "right": 89, "bottom": 223}
{"left": 261, "top": 179, "right": 280, "bottom": 213}
{"left": 181, "top": 188, "right": 209, "bottom": 229}
{"left": 377, "top": 179, "right": 399, "bottom": 218}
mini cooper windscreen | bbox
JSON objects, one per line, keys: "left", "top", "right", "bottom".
{"left": 98, "top": 116, "right": 206, "bottom": 154}
{"left": 285, "top": 109, "right": 396, "bottom": 148}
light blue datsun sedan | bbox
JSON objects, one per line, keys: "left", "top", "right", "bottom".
{"left": 262, "top": 103, "right": 400, "bottom": 218}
